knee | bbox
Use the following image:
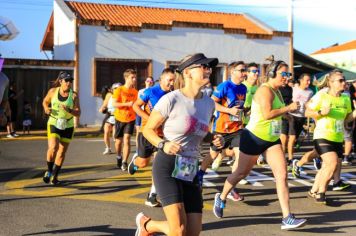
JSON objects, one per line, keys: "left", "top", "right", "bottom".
{"left": 48, "top": 146, "right": 58, "bottom": 155}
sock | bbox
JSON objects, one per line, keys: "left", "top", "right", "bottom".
{"left": 149, "top": 184, "right": 156, "bottom": 196}
{"left": 52, "top": 164, "right": 62, "bottom": 178}
{"left": 117, "top": 155, "right": 122, "bottom": 160}
{"left": 47, "top": 161, "right": 54, "bottom": 173}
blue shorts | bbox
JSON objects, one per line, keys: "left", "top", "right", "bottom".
{"left": 135, "top": 115, "right": 142, "bottom": 126}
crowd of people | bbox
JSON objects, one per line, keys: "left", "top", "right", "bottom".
{"left": 2, "top": 51, "right": 355, "bottom": 235}
{"left": 92, "top": 53, "right": 355, "bottom": 235}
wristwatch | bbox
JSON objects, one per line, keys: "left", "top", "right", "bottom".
{"left": 157, "top": 140, "right": 167, "bottom": 151}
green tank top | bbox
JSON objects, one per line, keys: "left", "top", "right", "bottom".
{"left": 246, "top": 83, "right": 285, "bottom": 142}
{"left": 48, "top": 87, "right": 74, "bottom": 128}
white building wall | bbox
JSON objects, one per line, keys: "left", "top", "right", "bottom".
{"left": 78, "top": 25, "right": 290, "bottom": 126}
{"left": 53, "top": 0, "right": 75, "bottom": 60}
{"left": 311, "top": 50, "right": 356, "bottom": 73}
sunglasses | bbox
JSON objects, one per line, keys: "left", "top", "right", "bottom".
{"left": 234, "top": 68, "right": 247, "bottom": 73}
{"left": 63, "top": 78, "right": 73, "bottom": 83}
{"left": 248, "top": 69, "right": 260, "bottom": 74}
{"left": 333, "top": 78, "right": 346, "bottom": 83}
{"left": 188, "top": 64, "right": 211, "bottom": 70}
{"left": 280, "top": 72, "right": 293, "bottom": 78}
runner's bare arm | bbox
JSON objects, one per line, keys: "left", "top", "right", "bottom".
{"left": 133, "top": 98, "right": 149, "bottom": 120}
{"left": 42, "top": 88, "right": 55, "bottom": 115}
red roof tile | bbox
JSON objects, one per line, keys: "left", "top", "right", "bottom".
{"left": 311, "top": 40, "right": 356, "bottom": 55}
{"left": 65, "top": 1, "right": 270, "bottom": 35}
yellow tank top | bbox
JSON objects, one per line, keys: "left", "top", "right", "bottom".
{"left": 48, "top": 87, "right": 74, "bottom": 128}
{"left": 246, "top": 84, "right": 285, "bottom": 142}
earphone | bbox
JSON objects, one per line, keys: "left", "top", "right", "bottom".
{"left": 267, "top": 60, "right": 285, "bottom": 78}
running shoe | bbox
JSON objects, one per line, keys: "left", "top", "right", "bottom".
{"left": 135, "top": 212, "right": 152, "bottom": 236}
{"left": 117, "top": 158, "right": 122, "bottom": 169}
{"left": 11, "top": 133, "right": 19, "bottom": 137}
{"left": 342, "top": 156, "right": 352, "bottom": 166}
{"left": 332, "top": 180, "right": 351, "bottom": 191}
{"left": 211, "top": 156, "right": 223, "bottom": 171}
{"left": 292, "top": 159, "right": 301, "bottom": 178}
{"left": 102, "top": 148, "right": 112, "bottom": 155}
{"left": 6, "top": 134, "right": 14, "bottom": 138}
{"left": 50, "top": 176, "right": 61, "bottom": 185}
{"left": 313, "top": 158, "right": 322, "bottom": 170}
{"left": 121, "top": 162, "right": 128, "bottom": 171}
{"left": 213, "top": 193, "right": 226, "bottom": 218}
{"left": 197, "top": 169, "right": 206, "bottom": 188}
{"left": 128, "top": 153, "right": 139, "bottom": 175}
{"left": 238, "top": 178, "right": 248, "bottom": 185}
{"left": 227, "top": 188, "right": 244, "bottom": 202}
{"left": 145, "top": 193, "right": 161, "bottom": 207}
{"left": 281, "top": 214, "right": 307, "bottom": 230}
{"left": 226, "top": 157, "right": 234, "bottom": 166}
{"left": 43, "top": 171, "right": 51, "bottom": 184}
{"left": 256, "top": 155, "right": 266, "bottom": 166}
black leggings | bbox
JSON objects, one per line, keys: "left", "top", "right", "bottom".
{"left": 314, "top": 139, "right": 343, "bottom": 159}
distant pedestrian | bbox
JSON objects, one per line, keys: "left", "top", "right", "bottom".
{"left": 22, "top": 100, "right": 32, "bottom": 135}
{"left": 6, "top": 82, "right": 23, "bottom": 138}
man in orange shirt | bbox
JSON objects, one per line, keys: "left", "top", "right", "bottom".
{"left": 112, "top": 69, "right": 138, "bottom": 171}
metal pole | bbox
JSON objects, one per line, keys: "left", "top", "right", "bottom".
{"left": 288, "top": 0, "right": 294, "bottom": 75}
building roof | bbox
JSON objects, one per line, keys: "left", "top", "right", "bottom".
{"left": 41, "top": 0, "right": 290, "bottom": 51}
{"left": 311, "top": 40, "right": 356, "bottom": 55}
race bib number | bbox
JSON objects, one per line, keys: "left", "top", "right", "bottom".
{"left": 271, "top": 120, "right": 282, "bottom": 136}
{"left": 172, "top": 155, "right": 198, "bottom": 182}
{"left": 335, "top": 120, "right": 344, "bottom": 133}
{"left": 55, "top": 118, "right": 67, "bottom": 130}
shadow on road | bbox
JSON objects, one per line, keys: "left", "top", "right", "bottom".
{"left": 23, "top": 224, "right": 135, "bottom": 236}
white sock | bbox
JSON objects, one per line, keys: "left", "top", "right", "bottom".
{"left": 149, "top": 184, "right": 156, "bottom": 196}
{"left": 117, "top": 155, "right": 122, "bottom": 160}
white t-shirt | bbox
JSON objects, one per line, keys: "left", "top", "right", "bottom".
{"left": 289, "top": 86, "right": 313, "bottom": 117}
{"left": 154, "top": 90, "right": 215, "bottom": 158}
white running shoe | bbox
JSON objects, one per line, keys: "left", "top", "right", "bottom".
{"left": 238, "top": 178, "right": 248, "bottom": 185}
{"left": 211, "top": 156, "right": 223, "bottom": 171}
{"left": 102, "top": 148, "right": 112, "bottom": 155}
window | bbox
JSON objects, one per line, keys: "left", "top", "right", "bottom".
{"left": 93, "top": 58, "right": 152, "bottom": 96}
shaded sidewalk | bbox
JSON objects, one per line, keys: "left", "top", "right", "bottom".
{"left": 0, "top": 126, "right": 102, "bottom": 141}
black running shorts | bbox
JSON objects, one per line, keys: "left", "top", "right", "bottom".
{"left": 239, "top": 129, "right": 281, "bottom": 155}
{"left": 210, "top": 129, "right": 242, "bottom": 151}
{"left": 137, "top": 132, "right": 157, "bottom": 158}
{"left": 152, "top": 151, "right": 203, "bottom": 213}
{"left": 314, "top": 139, "right": 343, "bottom": 159}
{"left": 114, "top": 120, "right": 135, "bottom": 138}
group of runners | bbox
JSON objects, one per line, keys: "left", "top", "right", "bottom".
{"left": 40, "top": 53, "right": 355, "bottom": 235}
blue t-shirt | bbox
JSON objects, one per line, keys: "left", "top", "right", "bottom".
{"left": 212, "top": 80, "right": 247, "bottom": 133}
{"left": 140, "top": 84, "right": 169, "bottom": 130}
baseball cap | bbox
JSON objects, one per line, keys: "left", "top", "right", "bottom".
{"left": 176, "top": 53, "right": 218, "bottom": 73}
{"left": 58, "top": 71, "right": 73, "bottom": 81}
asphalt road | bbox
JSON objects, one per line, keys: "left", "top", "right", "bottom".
{"left": 1, "top": 137, "right": 356, "bottom": 236}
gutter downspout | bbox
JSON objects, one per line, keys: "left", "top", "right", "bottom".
{"left": 74, "top": 16, "right": 80, "bottom": 127}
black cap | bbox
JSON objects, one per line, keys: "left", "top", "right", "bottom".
{"left": 176, "top": 53, "right": 218, "bottom": 73}
{"left": 58, "top": 71, "right": 73, "bottom": 80}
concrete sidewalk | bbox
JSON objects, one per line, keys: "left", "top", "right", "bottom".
{"left": 0, "top": 126, "right": 102, "bottom": 141}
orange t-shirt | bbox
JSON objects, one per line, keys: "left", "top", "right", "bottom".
{"left": 112, "top": 86, "right": 138, "bottom": 122}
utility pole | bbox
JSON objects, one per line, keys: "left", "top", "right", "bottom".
{"left": 288, "top": 0, "right": 294, "bottom": 75}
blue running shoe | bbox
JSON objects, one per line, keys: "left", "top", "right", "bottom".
{"left": 213, "top": 193, "right": 226, "bottom": 218}
{"left": 281, "top": 214, "right": 307, "bottom": 230}
{"left": 313, "top": 158, "right": 322, "bottom": 170}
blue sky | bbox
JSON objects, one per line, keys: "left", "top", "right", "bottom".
{"left": 0, "top": 0, "right": 355, "bottom": 59}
